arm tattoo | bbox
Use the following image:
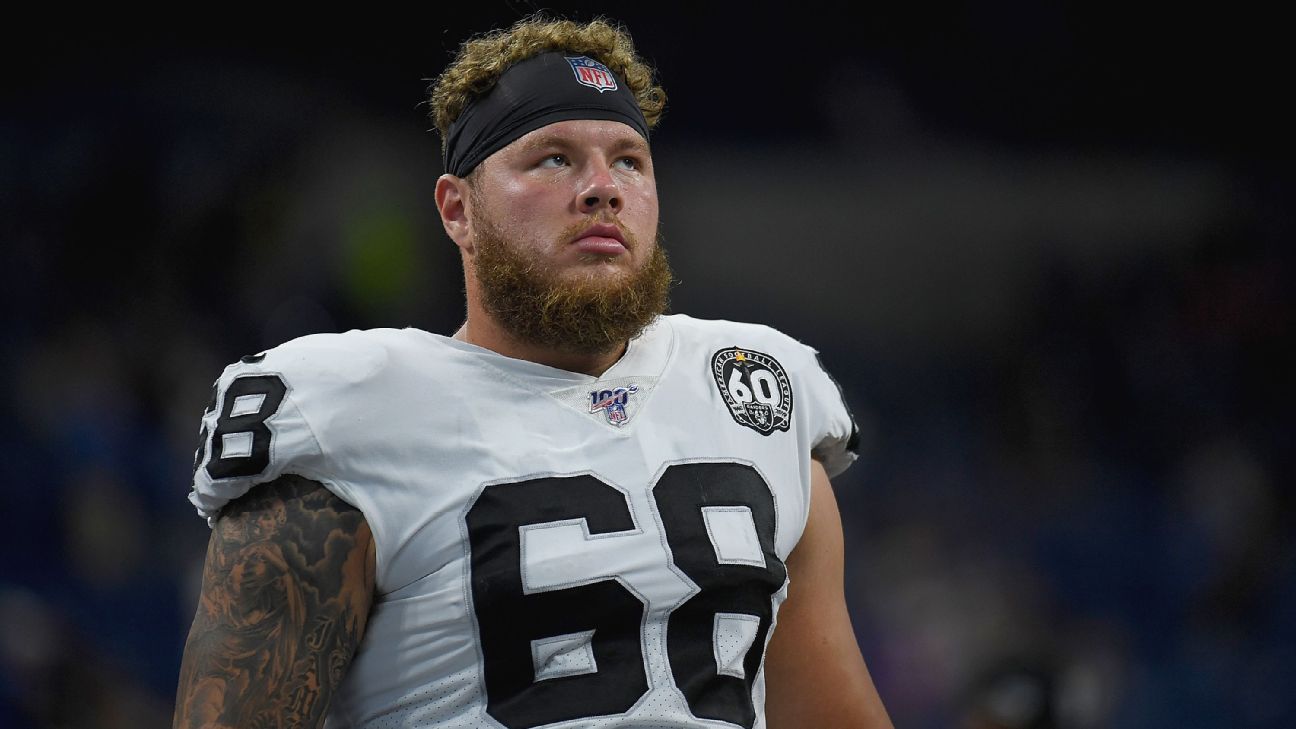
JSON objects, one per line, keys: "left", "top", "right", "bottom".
{"left": 174, "top": 474, "right": 375, "bottom": 729}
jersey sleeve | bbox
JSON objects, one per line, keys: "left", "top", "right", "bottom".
{"left": 188, "top": 350, "right": 327, "bottom": 526}
{"left": 799, "top": 347, "right": 861, "bottom": 478}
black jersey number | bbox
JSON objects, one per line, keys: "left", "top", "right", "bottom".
{"left": 655, "top": 462, "right": 786, "bottom": 727}
{"left": 465, "top": 463, "right": 785, "bottom": 729}
{"left": 196, "top": 374, "right": 287, "bottom": 480}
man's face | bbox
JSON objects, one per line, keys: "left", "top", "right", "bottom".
{"left": 464, "top": 119, "right": 672, "bottom": 353}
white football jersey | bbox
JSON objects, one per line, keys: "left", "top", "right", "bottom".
{"left": 189, "top": 314, "right": 859, "bottom": 729}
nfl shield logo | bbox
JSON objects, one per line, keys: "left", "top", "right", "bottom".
{"left": 566, "top": 56, "right": 618, "bottom": 93}
{"left": 589, "top": 384, "right": 638, "bottom": 425}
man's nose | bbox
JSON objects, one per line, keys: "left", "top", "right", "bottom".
{"left": 577, "top": 164, "right": 622, "bottom": 215}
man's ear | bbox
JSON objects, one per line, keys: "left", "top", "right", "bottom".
{"left": 435, "top": 174, "right": 473, "bottom": 254}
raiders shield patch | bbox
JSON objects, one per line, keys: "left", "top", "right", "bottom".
{"left": 711, "top": 347, "right": 793, "bottom": 435}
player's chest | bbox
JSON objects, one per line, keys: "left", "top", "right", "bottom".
{"left": 333, "top": 359, "right": 808, "bottom": 586}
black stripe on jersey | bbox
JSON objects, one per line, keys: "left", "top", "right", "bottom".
{"left": 814, "top": 352, "right": 861, "bottom": 454}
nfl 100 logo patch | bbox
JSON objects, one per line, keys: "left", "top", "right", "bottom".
{"left": 711, "top": 348, "right": 793, "bottom": 435}
{"left": 566, "top": 56, "right": 618, "bottom": 92}
{"left": 589, "top": 384, "right": 638, "bottom": 426}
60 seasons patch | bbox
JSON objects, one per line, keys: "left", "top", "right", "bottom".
{"left": 711, "top": 347, "right": 793, "bottom": 435}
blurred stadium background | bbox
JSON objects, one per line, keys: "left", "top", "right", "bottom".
{"left": 2, "top": 3, "right": 1291, "bottom": 727}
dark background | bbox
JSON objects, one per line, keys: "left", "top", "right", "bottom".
{"left": 2, "top": 3, "right": 1292, "bottom": 727}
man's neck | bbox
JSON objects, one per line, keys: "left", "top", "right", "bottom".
{"left": 453, "top": 317, "right": 627, "bottom": 377}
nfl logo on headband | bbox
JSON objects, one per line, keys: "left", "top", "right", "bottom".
{"left": 566, "top": 56, "right": 618, "bottom": 93}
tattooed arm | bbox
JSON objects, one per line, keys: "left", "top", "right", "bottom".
{"left": 174, "top": 474, "right": 376, "bottom": 729}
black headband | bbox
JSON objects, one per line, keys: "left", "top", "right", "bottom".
{"left": 442, "top": 51, "right": 650, "bottom": 178}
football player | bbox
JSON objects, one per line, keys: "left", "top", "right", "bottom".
{"left": 174, "top": 15, "right": 893, "bottom": 729}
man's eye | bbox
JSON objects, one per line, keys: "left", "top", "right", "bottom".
{"left": 538, "top": 154, "right": 567, "bottom": 168}
{"left": 614, "top": 157, "right": 639, "bottom": 171}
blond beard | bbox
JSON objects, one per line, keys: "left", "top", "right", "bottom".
{"left": 471, "top": 214, "right": 674, "bottom": 355}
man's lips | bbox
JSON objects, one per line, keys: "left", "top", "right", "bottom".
{"left": 571, "top": 223, "right": 628, "bottom": 255}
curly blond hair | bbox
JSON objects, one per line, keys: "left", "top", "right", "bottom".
{"left": 428, "top": 15, "right": 666, "bottom": 153}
